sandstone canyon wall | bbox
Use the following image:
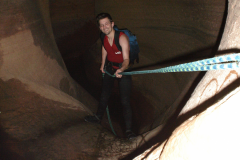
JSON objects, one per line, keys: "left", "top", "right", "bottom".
{"left": 0, "top": 0, "right": 231, "bottom": 159}
{"left": 134, "top": 0, "right": 240, "bottom": 159}
{"left": 0, "top": 0, "right": 100, "bottom": 159}
{"left": 93, "top": 0, "right": 226, "bottom": 135}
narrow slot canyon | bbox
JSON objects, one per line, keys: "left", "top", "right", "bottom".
{"left": 1, "top": 0, "right": 240, "bottom": 159}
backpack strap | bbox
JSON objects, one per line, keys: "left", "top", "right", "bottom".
{"left": 114, "top": 31, "right": 122, "bottom": 52}
{"left": 100, "top": 32, "right": 106, "bottom": 46}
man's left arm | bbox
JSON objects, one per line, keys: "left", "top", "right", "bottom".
{"left": 115, "top": 34, "right": 130, "bottom": 78}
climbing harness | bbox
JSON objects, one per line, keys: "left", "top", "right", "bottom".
{"left": 103, "top": 53, "right": 240, "bottom": 135}
{"left": 104, "top": 53, "right": 240, "bottom": 77}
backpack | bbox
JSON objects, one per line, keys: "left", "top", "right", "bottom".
{"left": 100, "top": 25, "right": 140, "bottom": 64}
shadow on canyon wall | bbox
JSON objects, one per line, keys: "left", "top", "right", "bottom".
{"left": 121, "top": 47, "right": 240, "bottom": 159}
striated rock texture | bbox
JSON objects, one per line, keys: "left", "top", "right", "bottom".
{"left": 49, "top": 0, "right": 99, "bottom": 58}
{"left": 0, "top": 0, "right": 101, "bottom": 159}
{"left": 134, "top": 0, "right": 240, "bottom": 159}
{"left": 47, "top": 1, "right": 226, "bottom": 138}
{"left": 0, "top": 1, "right": 161, "bottom": 159}
{"left": 92, "top": 0, "right": 226, "bottom": 135}
{"left": 0, "top": 0, "right": 231, "bottom": 159}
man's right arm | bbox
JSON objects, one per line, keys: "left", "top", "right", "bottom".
{"left": 100, "top": 46, "right": 107, "bottom": 73}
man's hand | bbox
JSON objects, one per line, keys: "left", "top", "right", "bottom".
{"left": 100, "top": 65, "right": 105, "bottom": 73}
{"left": 115, "top": 69, "right": 123, "bottom": 78}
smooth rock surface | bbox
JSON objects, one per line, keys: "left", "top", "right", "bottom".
{"left": 0, "top": 0, "right": 231, "bottom": 159}
{"left": 134, "top": 0, "right": 240, "bottom": 159}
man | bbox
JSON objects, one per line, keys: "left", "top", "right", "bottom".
{"left": 84, "top": 13, "right": 136, "bottom": 140}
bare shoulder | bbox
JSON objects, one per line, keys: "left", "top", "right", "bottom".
{"left": 119, "top": 33, "right": 129, "bottom": 45}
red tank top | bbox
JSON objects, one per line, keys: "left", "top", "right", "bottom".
{"left": 103, "top": 32, "right": 125, "bottom": 69}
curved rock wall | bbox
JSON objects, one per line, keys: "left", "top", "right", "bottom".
{"left": 92, "top": 0, "right": 226, "bottom": 134}
{"left": 0, "top": 0, "right": 231, "bottom": 159}
{"left": 0, "top": 0, "right": 99, "bottom": 159}
{"left": 134, "top": 0, "right": 240, "bottom": 159}
{"left": 49, "top": 0, "right": 99, "bottom": 58}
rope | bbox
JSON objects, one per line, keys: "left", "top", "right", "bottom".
{"left": 106, "top": 106, "right": 117, "bottom": 136}
{"left": 103, "top": 53, "right": 240, "bottom": 135}
{"left": 104, "top": 53, "right": 240, "bottom": 77}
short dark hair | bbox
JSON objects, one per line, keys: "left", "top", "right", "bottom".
{"left": 96, "top": 13, "right": 113, "bottom": 26}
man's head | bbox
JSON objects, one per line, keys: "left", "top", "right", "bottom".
{"left": 96, "top": 13, "right": 114, "bottom": 35}
{"left": 96, "top": 13, "right": 113, "bottom": 26}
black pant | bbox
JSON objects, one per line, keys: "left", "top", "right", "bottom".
{"left": 96, "top": 65, "right": 132, "bottom": 131}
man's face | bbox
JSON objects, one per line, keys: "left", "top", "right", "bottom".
{"left": 99, "top": 17, "right": 114, "bottom": 35}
